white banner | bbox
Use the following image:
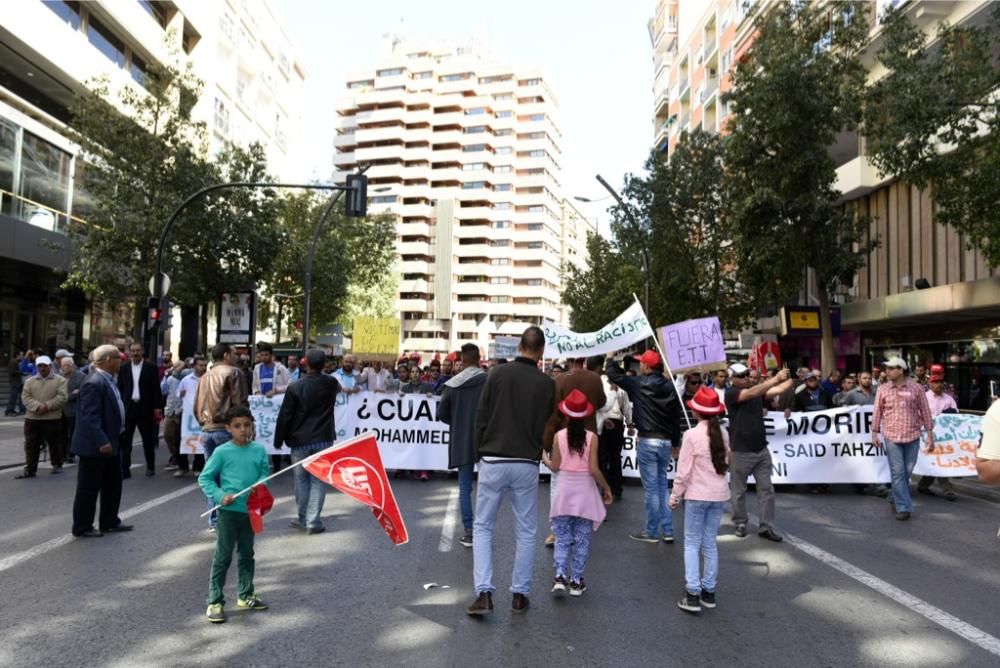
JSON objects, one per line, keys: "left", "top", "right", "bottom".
{"left": 542, "top": 300, "right": 653, "bottom": 360}
{"left": 180, "top": 393, "right": 979, "bottom": 482}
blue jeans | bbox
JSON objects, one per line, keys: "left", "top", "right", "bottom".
{"left": 683, "top": 500, "right": 725, "bottom": 595}
{"left": 457, "top": 464, "right": 475, "bottom": 532}
{"left": 202, "top": 430, "right": 231, "bottom": 529}
{"left": 637, "top": 438, "right": 673, "bottom": 538}
{"left": 6, "top": 377, "right": 24, "bottom": 414}
{"left": 473, "top": 460, "right": 539, "bottom": 595}
{"left": 885, "top": 437, "right": 920, "bottom": 513}
{"left": 291, "top": 442, "right": 331, "bottom": 530}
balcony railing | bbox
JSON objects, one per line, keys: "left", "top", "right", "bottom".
{"left": 0, "top": 187, "right": 87, "bottom": 233}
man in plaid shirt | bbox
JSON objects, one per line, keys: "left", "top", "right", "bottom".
{"left": 872, "top": 357, "right": 935, "bottom": 521}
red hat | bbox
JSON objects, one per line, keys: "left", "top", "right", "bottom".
{"left": 558, "top": 389, "right": 594, "bottom": 419}
{"left": 446, "top": 351, "right": 459, "bottom": 362}
{"left": 687, "top": 386, "right": 726, "bottom": 416}
{"left": 633, "top": 350, "right": 662, "bottom": 367}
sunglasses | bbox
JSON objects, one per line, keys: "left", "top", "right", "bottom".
{"left": 733, "top": 372, "right": 749, "bottom": 379}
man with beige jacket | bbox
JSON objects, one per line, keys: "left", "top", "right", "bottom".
{"left": 17, "top": 355, "right": 68, "bottom": 478}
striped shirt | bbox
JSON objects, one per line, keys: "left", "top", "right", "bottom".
{"left": 872, "top": 379, "right": 933, "bottom": 444}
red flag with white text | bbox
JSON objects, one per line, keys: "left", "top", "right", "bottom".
{"left": 303, "top": 434, "right": 408, "bottom": 545}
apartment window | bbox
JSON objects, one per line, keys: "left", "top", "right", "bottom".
{"left": 721, "top": 49, "right": 733, "bottom": 72}
{"left": 490, "top": 258, "right": 510, "bottom": 266}
{"left": 490, "top": 296, "right": 510, "bottom": 303}
{"left": 521, "top": 78, "right": 542, "bottom": 86}
{"left": 378, "top": 68, "right": 404, "bottom": 77}
{"left": 524, "top": 241, "right": 543, "bottom": 249}
{"left": 414, "top": 71, "right": 433, "bottom": 79}
{"left": 463, "top": 182, "right": 486, "bottom": 189}
{"left": 524, "top": 132, "right": 545, "bottom": 139}
{"left": 371, "top": 195, "right": 397, "bottom": 203}
{"left": 130, "top": 54, "right": 148, "bottom": 86}
{"left": 493, "top": 202, "right": 511, "bottom": 210}
{"left": 214, "top": 98, "right": 230, "bottom": 135}
{"left": 138, "top": 1, "right": 168, "bottom": 28}
{"left": 490, "top": 276, "right": 510, "bottom": 284}
{"left": 494, "top": 94, "right": 513, "bottom": 102}
{"left": 529, "top": 114, "right": 545, "bottom": 121}
{"left": 348, "top": 80, "right": 373, "bottom": 89}
{"left": 495, "top": 110, "right": 514, "bottom": 118}
{"left": 465, "top": 107, "right": 487, "bottom": 115}
{"left": 496, "top": 147, "right": 513, "bottom": 155}
{"left": 494, "top": 129, "right": 513, "bottom": 136}
{"left": 462, "top": 144, "right": 486, "bottom": 153}
{"left": 464, "top": 126, "right": 487, "bottom": 134}
{"left": 494, "top": 221, "right": 511, "bottom": 228}
{"left": 87, "top": 18, "right": 126, "bottom": 68}
{"left": 44, "top": 1, "right": 81, "bottom": 30}
{"left": 440, "top": 72, "right": 472, "bottom": 82}
{"left": 490, "top": 240, "right": 510, "bottom": 248}
{"left": 495, "top": 165, "right": 512, "bottom": 174}
{"left": 463, "top": 163, "right": 486, "bottom": 171}
{"left": 526, "top": 224, "right": 543, "bottom": 231}
{"left": 493, "top": 184, "right": 512, "bottom": 192}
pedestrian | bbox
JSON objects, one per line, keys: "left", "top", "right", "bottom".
{"left": 359, "top": 358, "right": 392, "bottom": 392}
{"left": 841, "top": 371, "right": 889, "bottom": 497}
{"left": 194, "top": 343, "right": 249, "bottom": 531}
{"left": 438, "top": 343, "right": 488, "bottom": 548}
{"left": 794, "top": 370, "right": 833, "bottom": 412}
{"left": 914, "top": 363, "right": 929, "bottom": 387}
{"left": 161, "top": 360, "right": 186, "bottom": 475}
{"left": 71, "top": 344, "right": 130, "bottom": 537}
{"left": 542, "top": 389, "right": 613, "bottom": 598}
{"left": 420, "top": 363, "right": 441, "bottom": 394}
{"left": 916, "top": 368, "right": 958, "bottom": 501}
{"left": 606, "top": 350, "right": 681, "bottom": 545}
{"left": 726, "top": 364, "right": 794, "bottom": 541}
{"left": 157, "top": 350, "right": 173, "bottom": 382}
{"left": 820, "top": 369, "right": 841, "bottom": 397}
{"left": 437, "top": 356, "right": 455, "bottom": 392}
{"left": 177, "top": 355, "right": 207, "bottom": 476}
{"left": 273, "top": 349, "right": 341, "bottom": 535}
{"left": 542, "top": 356, "right": 606, "bottom": 547}
{"left": 465, "top": 326, "right": 555, "bottom": 617}
{"left": 287, "top": 355, "right": 300, "bottom": 382}
{"left": 711, "top": 369, "right": 728, "bottom": 403}
{"left": 17, "top": 355, "right": 68, "bottom": 478}
{"left": 871, "top": 357, "right": 935, "bottom": 521}
{"left": 6, "top": 350, "right": 26, "bottom": 416}
{"left": 199, "top": 405, "right": 271, "bottom": 623}
{"left": 60, "top": 357, "right": 86, "bottom": 465}
{"left": 117, "top": 342, "right": 162, "bottom": 478}
{"left": 832, "top": 376, "right": 857, "bottom": 407}
{"left": 396, "top": 365, "right": 422, "bottom": 394}
{"left": 252, "top": 342, "right": 290, "bottom": 398}
{"left": 594, "top": 356, "right": 631, "bottom": 502}
{"left": 333, "top": 354, "right": 362, "bottom": 394}
{"left": 669, "top": 386, "right": 730, "bottom": 614}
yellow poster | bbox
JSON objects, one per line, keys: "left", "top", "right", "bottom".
{"left": 352, "top": 317, "right": 401, "bottom": 356}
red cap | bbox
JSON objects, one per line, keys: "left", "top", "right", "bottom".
{"left": 632, "top": 350, "right": 662, "bottom": 367}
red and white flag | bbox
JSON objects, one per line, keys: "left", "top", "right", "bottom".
{"left": 303, "top": 434, "right": 408, "bottom": 545}
{"left": 246, "top": 484, "right": 274, "bottom": 534}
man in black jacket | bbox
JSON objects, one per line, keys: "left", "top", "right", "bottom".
{"left": 438, "top": 343, "right": 487, "bottom": 548}
{"left": 466, "top": 327, "right": 555, "bottom": 617}
{"left": 274, "top": 349, "right": 341, "bottom": 535}
{"left": 118, "top": 342, "right": 163, "bottom": 478}
{"left": 606, "top": 350, "right": 681, "bottom": 544}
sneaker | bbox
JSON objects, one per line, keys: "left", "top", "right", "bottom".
{"left": 466, "top": 591, "right": 494, "bottom": 616}
{"left": 895, "top": 511, "right": 911, "bottom": 521}
{"left": 14, "top": 471, "right": 35, "bottom": 479}
{"left": 288, "top": 519, "right": 306, "bottom": 530}
{"left": 544, "top": 533, "right": 556, "bottom": 548}
{"left": 236, "top": 593, "right": 269, "bottom": 610}
{"left": 306, "top": 526, "right": 326, "bottom": 535}
{"left": 734, "top": 524, "right": 748, "bottom": 538}
{"left": 50, "top": 466, "right": 63, "bottom": 474}
{"left": 758, "top": 528, "right": 784, "bottom": 542}
{"left": 512, "top": 593, "right": 530, "bottom": 613}
{"left": 206, "top": 603, "right": 226, "bottom": 623}
{"left": 208, "top": 526, "right": 216, "bottom": 533}
{"left": 700, "top": 590, "right": 717, "bottom": 609}
{"left": 172, "top": 470, "right": 187, "bottom": 478}
{"left": 164, "top": 464, "right": 179, "bottom": 471}
{"left": 677, "top": 591, "right": 702, "bottom": 614}
{"left": 569, "top": 579, "right": 587, "bottom": 597}
{"left": 661, "top": 533, "right": 674, "bottom": 544}
{"left": 944, "top": 493, "right": 957, "bottom": 502}
{"left": 459, "top": 532, "right": 473, "bottom": 548}
{"left": 551, "top": 575, "right": 568, "bottom": 596}
{"left": 629, "top": 531, "right": 659, "bottom": 544}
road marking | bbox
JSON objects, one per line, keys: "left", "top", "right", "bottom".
{"left": 438, "top": 487, "right": 459, "bottom": 552}
{"left": 751, "top": 514, "right": 1000, "bottom": 658}
{"left": 0, "top": 483, "right": 201, "bottom": 575}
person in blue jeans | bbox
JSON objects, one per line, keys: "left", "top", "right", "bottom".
{"left": 670, "top": 386, "right": 731, "bottom": 614}
{"left": 437, "top": 344, "right": 488, "bottom": 548}
{"left": 606, "top": 350, "right": 682, "bottom": 544}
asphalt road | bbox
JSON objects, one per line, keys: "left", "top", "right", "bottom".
{"left": 1, "top": 458, "right": 999, "bottom": 668}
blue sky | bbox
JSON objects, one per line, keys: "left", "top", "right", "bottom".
{"left": 274, "top": 0, "right": 656, "bottom": 231}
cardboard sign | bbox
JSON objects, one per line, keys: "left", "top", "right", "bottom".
{"left": 353, "top": 317, "right": 400, "bottom": 357}
{"left": 659, "top": 316, "right": 726, "bottom": 373}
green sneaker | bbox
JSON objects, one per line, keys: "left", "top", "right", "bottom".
{"left": 206, "top": 603, "right": 226, "bottom": 623}
{"left": 236, "top": 593, "right": 269, "bottom": 610}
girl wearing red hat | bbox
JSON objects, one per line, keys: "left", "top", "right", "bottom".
{"left": 669, "top": 386, "right": 730, "bottom": 615}
{"left": 542, "top": 389, "right": 613, "bottom": 597}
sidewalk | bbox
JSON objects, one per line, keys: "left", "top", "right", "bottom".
{"left": 0, "top": 415, "right": 148, "bottom": 470}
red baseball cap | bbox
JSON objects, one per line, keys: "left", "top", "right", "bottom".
{"left": 633, "top": 350, "right": 662, "bottom": 367}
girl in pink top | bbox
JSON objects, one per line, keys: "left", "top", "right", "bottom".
{"left": 669, "top": 386, "right": 730, "bottom": 615}
{"left": 543, "top": 389, "right": 613, "bottom": 597}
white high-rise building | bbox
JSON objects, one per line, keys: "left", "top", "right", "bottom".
{"left": 333, "top": 37, "right": 593, "bottom": 358}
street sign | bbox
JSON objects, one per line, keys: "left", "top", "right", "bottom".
{"left": 148, "top": 273, "right": 171, "bottom": 297}
{"left": 317, "top": 324, "right": 344, "bottom": 346}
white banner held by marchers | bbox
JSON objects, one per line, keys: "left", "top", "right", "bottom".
{"left": 542, "top": 299, "right": 653, "bottom": 360}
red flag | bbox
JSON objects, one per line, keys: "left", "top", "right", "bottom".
{"left": 246, "top": 484, "right": 274, "bottom": 534}
{"left": 303, "top": 434, "right": 408, "bottom": 545}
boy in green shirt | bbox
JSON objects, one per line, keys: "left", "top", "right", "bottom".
{"left": 198, "top": 405, "right": 271, "bottom": 623}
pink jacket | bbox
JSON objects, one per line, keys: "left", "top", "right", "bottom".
{"left": 671, "top": 421, "right": 731, "bottom": 503}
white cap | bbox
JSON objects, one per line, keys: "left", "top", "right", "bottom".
{"left": 884, "top": 356, "right": 908, "bottom": 371}
{"left": 35, "top": 356, "right": 52, "bottom": 366}
{"left": 728, "top": 363, "right": 749, "bottom": 377}
{"left": 55, "top": 349, "right": 72, "bottom": 359}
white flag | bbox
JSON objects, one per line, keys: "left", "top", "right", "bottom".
{"left": 543, "top": 300, "right": 653, "bottom": 359}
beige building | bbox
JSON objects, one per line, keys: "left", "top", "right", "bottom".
{"left": 332, "top": 38, "right": 593, "bottom": 358}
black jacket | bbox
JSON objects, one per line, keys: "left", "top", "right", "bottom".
{"left": 475, "top": 357, "right": 555, "bottom": 461}
{"left": 273, "top": 372, "right": 341, "bottom": 448}
{"left": 606, "top": 361, "right": 681, "bottom": 446}
{"left": 438, "top": 368, "right": 487, "bottom": 469}
{"left": 794, "top": 387, "right": 833, "bottom": 412}
{"left": 117, "top": 360, "right": 162, "bottom": 414}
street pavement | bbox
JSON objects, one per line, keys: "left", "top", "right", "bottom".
{"left": 1, "top": 432, "right": 1000, "bottom": 666}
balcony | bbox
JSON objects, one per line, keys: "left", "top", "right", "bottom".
{"left": 834, "top": 155, "right": 887, "bottom": 201}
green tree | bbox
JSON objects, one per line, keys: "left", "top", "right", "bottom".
{"left": 561, "top": 233, "right": 642, "bottom": 332}
{"left": 724, "top": 1, "right": 876, "bottom": 373}
{"left": 863, "top": 6, "right": 1000, "bottom": 266}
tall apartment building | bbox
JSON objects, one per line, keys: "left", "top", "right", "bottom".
{"left": 333, "top": 38, "right": 593, "bottom": 358}
{"left": 0, "top": 0, "right": 306, "bottom": 360}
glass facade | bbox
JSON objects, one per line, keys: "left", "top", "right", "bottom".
{"left": 0, "top": 117, "right": 15, "bottom": 216}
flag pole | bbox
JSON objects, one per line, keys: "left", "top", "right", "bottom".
{"left": 632, "top": 293, "right": 693, "bottom": 431}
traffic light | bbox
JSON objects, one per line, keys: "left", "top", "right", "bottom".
{"left": 345, "top": 173, "right": 368, "bottom": 217}
{"left": 146, "top": 296, "right": 162, "bottom": 333}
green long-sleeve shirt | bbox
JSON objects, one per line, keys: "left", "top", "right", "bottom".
{"left": 198, "top": 441, "right": 270, "bottom": 514}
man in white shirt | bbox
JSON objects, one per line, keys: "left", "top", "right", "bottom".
{"left": 359, "top": 359, "right": 392, "bottom": 393}
{"left": 712, "top": 369, "right": 728, "bottom": 403}
{"left": 591, "top": 356, "right": 631, "bottom": 501}
{"left": 917, "top": 368, "right": 959, "bottom": 501}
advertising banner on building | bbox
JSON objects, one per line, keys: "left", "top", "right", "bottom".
{"left": 542, "top": 300, "right": 653, "bottom": 359}
{"left": 218, "top": 292, "right": 255, "bottom": 345}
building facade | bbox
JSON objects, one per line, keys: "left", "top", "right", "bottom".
{"left": 0, "top": 0, "right": 306, "bottom": 366}
{"left": 332, "top": 38, "right": 593, "bottom": 358}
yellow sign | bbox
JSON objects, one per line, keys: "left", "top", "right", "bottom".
{"left": 352, "top": 317, "right": 401, "bottom": 356}
{"left": 788, "top": 310, "right": 820, "bottom": 331}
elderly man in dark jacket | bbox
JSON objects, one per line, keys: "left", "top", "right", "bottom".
{"left": 438, "top": 343, "right": 487, "bottom": 548}
{"left": 274, "top": 349, "right": 341, "bottom": 535}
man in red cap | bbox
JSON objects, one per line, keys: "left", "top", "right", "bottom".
{"left": 606, "top": 349, "right": 681, "bottom": 544}
{"left": 917, "top": 365, "right": 958, "bottom": 501}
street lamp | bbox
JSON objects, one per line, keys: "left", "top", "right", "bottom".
{"left": 576, "top": 175, "right": 651, "bottom": 317}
